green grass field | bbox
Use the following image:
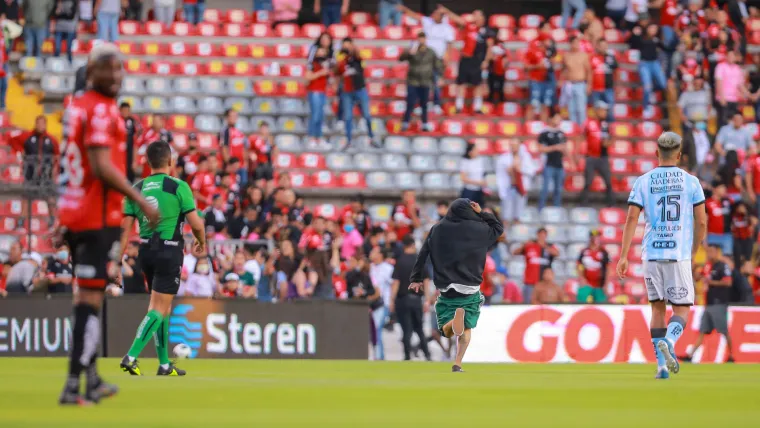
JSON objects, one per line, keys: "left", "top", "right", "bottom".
{"left": 0, "top": 358, "right": 758, "bottom": 428}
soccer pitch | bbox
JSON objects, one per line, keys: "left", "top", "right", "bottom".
{"left": 0, "top": 359, "right": 758, "bottom": 428}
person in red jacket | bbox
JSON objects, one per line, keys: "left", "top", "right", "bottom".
{"left": 579, "top": 101, "right": 613, "bottom": 207}
{"left": 576, "top": 229, "right": 610, "bottom": 303}
{"left": 10, "top": 115, "right": 60, "bottom": 191}
{"left": 705, "top": 180, "right": 733, "bottom": 255}
{"left": 730, "top": 201, "right": 756, "bottom": 268}
{"left": 513, "top": 227, "right": 559, "bottom": 304}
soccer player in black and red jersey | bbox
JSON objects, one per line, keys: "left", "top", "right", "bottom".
{"left": 57, "top": 44, "right": 159, "bottom": 406}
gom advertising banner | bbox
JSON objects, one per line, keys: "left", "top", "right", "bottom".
{"left": 105, "top": 297, "right": 370, "bottom": 359}
{"left": 466, "top": 305, "right": 760, "bottom": 363}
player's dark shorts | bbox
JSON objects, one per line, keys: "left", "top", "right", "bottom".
{"left": 699, "top": 304, "right": 729, "bottom": 335}
{"left": 138, "top": 240, "right": 184, "bottom": 295}
{"left": 456, "top": 56, "right": 483, "bottom": 86}
{"left": 64, "top": 227, "right": 121, "bottom": 290}
{"left": 254, "top": 163, "right": 274, "bottom": 181}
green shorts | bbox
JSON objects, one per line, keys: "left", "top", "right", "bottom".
{"left": 577, "top": 285, "right": 606, "bottom": 303}
{"left": 434, "top": 292, "right": 485, "bottom": 333}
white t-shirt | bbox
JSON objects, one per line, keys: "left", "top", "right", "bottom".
{"left": 422, "top": 16, "right": 455, "bottom": 59}
{"left": 625, "top": 0, "right": 647, "bottom": 23}
{"left": 244, "top": 260, "right": 262, "bottom": 285}
{"left": 460, "top": 156, "right": 485, "bottom": 191}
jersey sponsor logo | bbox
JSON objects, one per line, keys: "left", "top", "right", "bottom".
{"left": 74, "top": 264, "right": 97, "bottom": 279}
{"left": 653, "top": 241, "right": 677, "bottom": 249}
{"left": 666, "top": 286, "right": 689, "bottom": 300}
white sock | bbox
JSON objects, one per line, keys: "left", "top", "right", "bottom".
{"left": 160, "top": 363, "right": 170, "bottom": 370}
{"left": 127, "top": 356, "right": 135, "bottom": 363}
{"left": 455, "top": 97, "right": 464, "bottom": 110}
{"left": 473, "top": 96, "right": 483, "bottom": 111}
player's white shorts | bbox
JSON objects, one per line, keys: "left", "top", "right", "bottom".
{"left": 643, "top": 260, "right": 695, "bottom": 305}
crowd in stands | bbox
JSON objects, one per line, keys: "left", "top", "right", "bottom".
{"left": 2, "top": 1, "right": 760, "bottom": 333}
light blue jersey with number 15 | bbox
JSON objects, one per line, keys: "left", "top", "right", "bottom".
{"left": 627, "top": 166, "right": 706, "bottom": 262}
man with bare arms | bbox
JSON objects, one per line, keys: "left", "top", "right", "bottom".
{"left": 562, "top": 36, "right": 592, "bottom": 126}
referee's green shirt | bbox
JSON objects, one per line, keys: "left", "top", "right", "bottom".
{"left": 123, "top": 173, "right": 196, "bottom": 241}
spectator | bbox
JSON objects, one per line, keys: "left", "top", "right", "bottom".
{"left": 225, "top": 252, "right": 257, "bottom": 298}
{"left": 532, "top": 268, "right": 567, "bottom": 304}
{"left": 52, "top": 0, "right": 78, "bottom": 64}
{"left": 497, "top": 267, "right": 523, "bottom": 303}
{"left": 306, "top": 45, "right": 331, "bottom": 149}
{"left": 183, "top": 0, "right": 205, "bottom": 25}
{"left": 580, "top": 102, "right": 613, "bottom": 207}
{"left": 300, "top": 216, "right": 340, "bottom": 299}
{"left": 120, "top": 102, "right": 141, "bottom": 182}
{"left": 369, "top": 245, "right": 393, "bottom": 359}
{"left": 4, "top": 252, "right": 44, "bottom": 294}
{"left": 9, "top": 115, "right": 60, "bottom": 192}
{"left": 204, "top": 194, "right": 228, "bottom": 235}
{"left": 731, "top": 201, "right": 755, "bottom": 267}
{"left": 682, "top": 244, "right": 736, "bottom": 363}
{"left": 136, "top": 114, "right": 173, "bottom": 178}
{"left": 390, "top": 235, "right": 431, "bottom": 361}
{"left": 678, "top": 76, "right": 711, "bottom": 133}
{"left": 629, "top": 22, "right": 667, "bottom": 116}
{"left": 378, "top": 0, "right": 401, "bottom": 29}
{"left": 253, "top": 0, "right": 273, "bottom": 13}
{"left": 439, "top": 6, "right": 493, "bottom": 114}
{"left": 496, "top": 139, "right": 535, "bottom": 225}
{"left": 345, "top": 253, "right": 385, "bottom": 358}
{"left": 459, "top": 142, "right": 486, "bottom": 206}
{"left": 124, "top": 0, "right": 143, "bottom": 21}
{"left": 335, "top": 37, "right": 380, "bottom": 149}
{"left": 561, "top": 36, "right": 591, "bottom": 126}
{"left": 218, "top": 272, "right": 242, "bottom": 298}
{"left": 154, "top": 0, "right": 176, "bottom": 26}
{"left": 747, "top": 54, "right": 760, "bottom": 124}
{"left": 706, "top": 180, "right": 733, "bottom": 255}
{"left": 22, "top": 0, "right": 54, "bottom": 58}
{"left": 229, "top": 205, "right": 260, "bottom": 240}
{"left": 181, "top": 256, "right": 216, "bottom": 297}
{"left": 714, "top": 50, "right": 747, "bottom": 127}
{"left": 176, "top": 132, "right": 200, "bottom": 181}
{"left": 219, "top": 109, "right": 248, "bottom": 180}
{"left": 398, "top": 5, "right": 454, "bottom": 115}
{"left": 487, "top": 41, "right": 508, "bottom": 105}
{"left": 538, "top": 113, "right": 570, "bottom": 211}
{"left": 307, "top": 31, "right": 335, "bottom": 63}
{"left": 95, "top": 0, "right": 121, "bottom": 42}
{"left": 73, "top": 63, "right": 87, "bottom": 94}
{"left": 579, "top": 8, "right": 603, "bottom": 43}
{"left": 576, "top": 229, "right": 610, "bottom": 303}
{"left": 604, "top": 0, "right": 626, "bottom": 27}
{"left": 249, "top": 122, "right": 276, "bottom": 186}
{"left": 340, "top": 215, "right": 364, "bottom": 260}
{"left": 715, "top": 113, "right": 754, "bottom": 158}
{"left": 400, "top": 31, "right": 439, "bottom": 132}
{"left": 561, "top": 0, "right": 586, "bottom": 29}
{"left": 718, "top": 150, "right": 744, "bottom": 201}
{"left": 680, "top": 120, "right": 711, "bottom": 180}
{"left": 45, "top": 247, "right": 73, "bottom": 294}
{"left": 0, "top": 0, "right": 20, "bottom": 27}
{"left": 513, "top": 228, "right": 559, "bottom": 304}
{"left": 271, "top": 0, "right": 301, "bottom": 27}
{"left": 624, "top": 0, "right": 647, "bottom": 28}
{"left": 391, "top": 189, "right": 420, "bottom": 240}
{"left": 314, "top": 0, "right": 348, "bottom": 27}
{"left": 341, "top": 194, "right": 372, "bottom": 236}
{"left": 525, "top": 39, "right": 551, "bottom": 123}
{"left": 727, "top": 0, "right": 749, "bottom": 45}
{"left": 590, "top": 39, "right": 617, "bottom": 122}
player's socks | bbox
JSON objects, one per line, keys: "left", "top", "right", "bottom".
{"left": 127, "top": 310, "right": 163, "bottom": 359}
{"left": 155, "top": 316, "right": 171, "bottom": 369}
{"left": 650, "top": 327, "right": 667, "bottom": 373}
{"left": 665, "top": 315, "right": 686, "bottom": 345}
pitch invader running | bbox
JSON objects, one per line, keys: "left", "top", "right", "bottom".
{"left": 617, "top": 131, "right": 707, "bottom": 379}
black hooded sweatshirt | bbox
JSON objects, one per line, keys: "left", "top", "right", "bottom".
{"left": 410, "top": 198, "right": 504, "bottom": 298}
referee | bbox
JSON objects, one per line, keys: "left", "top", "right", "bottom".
{"left": 390, "top": 235, "right": 431, "bottom": 361}
{"left": 116, "top": 141, "right": 206, "bottom": 376}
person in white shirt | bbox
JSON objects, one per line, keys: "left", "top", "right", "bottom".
{"left": 181, "top": 258, "right": 216, "bottom": 297}
{"left": 460, "top": 142, "right": 486, "bottom": 206}
{"left": 369, "top": 247, "right": 394, "bottom": 360}
{"left": 397, "top": 4, "right": 454, "bottom": 115}
{"left": 624, "top": 0, "right": 648, "bottom": 28}
{"left": 496, "top": 139, "right": 537, "bottom": 225}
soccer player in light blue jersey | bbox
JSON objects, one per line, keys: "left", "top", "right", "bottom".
{"left": 617, "top": 132, "right": 708, "bottom": 379}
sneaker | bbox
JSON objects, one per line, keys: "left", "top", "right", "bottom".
{"left": 657, "top": 339, "right": 680, "bottom": 374}
{"left": 655, "top": 368, "right": 670, "bottom": 380}
{"left": 59, "top": 389, "right": 93, "bottom": 407}
{"left": 157, "top": 362, "right": 187, "bottom": 376}
{"left": 370, "top": 137, "right": 384, "bottom": 149}
{"left": 451, "top": 365, "right": 464, "bottom": 373}
{"left": 120, "top": 355, "right": 142, "bottom": 376}
{"left": 422, "top": 123, "right": 433, "bottom": 132}
{"left": 452, "top": 308, "right": 465, "bottom": 336}
{"left": 86, "top": 380, "right": 119, "bottom": 403}
{"left": 433, "top": 105, "right": 443, "bottom": 115}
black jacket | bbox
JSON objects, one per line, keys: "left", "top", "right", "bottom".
{"left": 410, "top": 198, "right": 503, "bottom": 297}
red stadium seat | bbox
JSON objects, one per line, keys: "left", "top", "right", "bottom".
{"left": 548, "top": 15, "right": 564, "bottom": 29}
{"left": 495, "top": 28, "right": 514, "bottom": 42}
{"left": 119, "top": 21, "right": 143, "bottom": 36}
{"left": 636, "top": 122, "right": 662, "bottom": 139}
{"left": 231, "top": 61, "right": 253, "bottom": 76}
{"left": 401, "top": 14, "right": 419, "bottom": 27}
{"left": 519, "top": 14, "right": 544, "bottom": 29}
{"left": 302, "top": 23, "right": 324, "bottom": 39}
{"left": 355, "top": 25, "right": 380, "bottom": 39}
{"left": 150, "top": 61, "right": 176, "bottom": 75}
{"left": 287, "top": 172, "right": 311, "bottom": 189}
{"left": 197, "top": 134, "right": 219, "bottom": 150}
{"left": 497, "top": 103, "right": 523, "bottom": 119}
{"left": 522, "top": 139, "right": 539, "bottom": 155}
{"left": 329, "top": 24, "right": 351, "bottom": 39}
{"left": 224, "top": 9, "right": 249, "bottom": 24}
{"left": 369, "top": 101, "right": 387, "bottom": 116}
{"left": 339, "top": 172, "right": 367, "bottom": 188}
{"left": 197, "top": 22, "right": 218, "bottom": 37}
{"left": 471, "top": 138, "right": 494, "bottom": 155}
{"left": 196, "top": 42, "right": 221, "bottom": 57}
{"left": 144, "top": 21, "right": 165, "bottom": 36}
{"left": 609, "top": 140, "right": 633, "bottom": 156}
{"left": 387, "top": 101, "right": 405, "bottom": 115}
{"left": 489, "top": 14, "right": 515, "bottom": 29}
{"left": 143, "top": 41, "right": 168, "bottom": 56}
{"left": 366, "top": 82, "right": 388, "bottom": 98}
{"left": 610, "top": 122, "right": 634, "bottom": 139}
{"left": 383, "top": 25, "right": 407, "bottom": 40}
{"left": 604, "top": 29, "right": 624, "bottom": 43}
{"left": 281, "top": 81, "right": 305, "bottom": 97}
{"left": 204, "top": 61, "right": 230, "bottom": 76}
{"left": 524, "top": 121, "right": 546, "bottom": 136}
{"left": 441, "top": 120, "right": 466, "bottom": 136}
{"left": 298, "top": 153, "right": 326, "bottom": 169}
{"left": 248, "top": 44, "right": 273, "bottom": 59}
{"left": 516, "top": 28, "right": 538, "bottom": 42}
{"left": 273, "top": 43, "right": 298, "bottom": 58}
{"left": 380, "top": 45, "right": 402, "bottom": 60}
{"left": 609, "top": 158, "right": 631, "bottom": 174}
{"left": 599, "top": 225, "right": 623, "bottom": 244}
{"left": 565, "top": 174, "right": 584, "bottom": 192}
{"left": 390, "top": 64, "right": 408, "bottom": 80}
{"left": 252, "top": 10, "right": 270, "bottom": 23}
{"left": 168, "top": 115, "right": 195, "bottom": 132}
{"left": 504, "top": 68, "right": 525, "bottom": 82}
{"left": 221, "top": 23, "right": 244, "bottom": 37}
{"left": 620, "top": 50, "right": 640, "bottom": 64}
{"left": 282, "top": 63, "right": 305, "bottom": 77}
{"left": 251, "top": 23, "right": 273, "bottom": 38}
{"left": 599, "top": 207, "right": 626, "bottom": 225}
{"left": 221, "top": 43, "right": 243, "bottom": 58}
{"left": 615, "top": 69, "right": 638, "bottom": 84}
{"left": 633, "top": 158, "right": 657, "bottom": 174}
{"left": 349, "top": 12, "right": 373, "bottom": 26}
{"left": 169, "top": 22, "right": 196, "bottom": 36}
{"left": 389, "top": 83, "right": 406, "bottom": 99}
{"left": 254, "top": 80, "right": 277, "bottom": 96}
{"left": 275, "top": 153, "right": 296, "bottom": 169}
{"left": 167, "top": 41, "right": 188, "bottom": 56}
{"left": 497, "top": 121, "right": 521, "bottom": 137}
{"left": 179, "top": 62, "right": 202, "bottom": 76}
{"left": 274, "top": 23, "right": 301, "bottom": 38}
{"left": 365, "top": 65, "right": 390, "bottom": 79}
{"left": 203, "top": 8, "right": 222, "bottom": 23}
{"left": 469, "top": 120, "right": 494, "bottom": 136}
{"left": 117, "top": 41, "right": 141, "bottom": 56}
{"left": 590, "top": 176, "right": 608, "bottom": 192}
{"left": 552, "top": 29, "right": 569, "bottom": 42}
{"left": 312, "top": 171, "right": 337, "bottom": 188}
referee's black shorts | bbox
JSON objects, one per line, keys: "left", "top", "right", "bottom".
{"left": 138, "top": 240, "right": 184, "bottom": 295}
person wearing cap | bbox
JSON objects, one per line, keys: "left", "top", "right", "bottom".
{"left": 176, "top": 133, "right": 200, "bottom": 181}
{"left": 580, "top": 101, "right": 613, "bottom": 207}
{"left": 219, "top": 272, "right": 242, "bottom": 298}
{"left": 705, "top": 180, "right": 733, "bottom": 255}
{"left": 224, "top": 251, "right": 257, "bottom": 298}
{"left": 618, "top": 131, "right": 707, "bottom": 380}
{"left": 513, "top": 227, "right": 559, "bottom": 304}
{"left": 589, "top": 39, "right": 617, "bottom": 122}
{"left": 120, "top": 101, "right": 142, "bottom": 182}
{"left": 400, "top": 31, "right": 440, "bottom": 133}
{"left": 576, "top": 229, "right": 610, "bottom": 303}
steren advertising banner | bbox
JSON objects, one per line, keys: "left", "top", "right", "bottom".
{"left": 464, "top": 305, "right": 760, "bottom": 363}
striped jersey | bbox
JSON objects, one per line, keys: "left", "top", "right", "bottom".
{"left": 627, "top": 166, "right": 705, "bottom": 262}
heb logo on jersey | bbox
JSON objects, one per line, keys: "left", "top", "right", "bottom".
{"left": 652, "top": 241, "right": 677, "bottom": 249}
